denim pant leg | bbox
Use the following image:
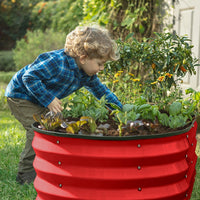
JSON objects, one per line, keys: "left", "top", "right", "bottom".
{"left": 7, "top": 98, "right": 48, "bottom": 173}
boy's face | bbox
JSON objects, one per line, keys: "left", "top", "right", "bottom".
{"left": 78, "top": 57, "right": 106, "bottom": 76}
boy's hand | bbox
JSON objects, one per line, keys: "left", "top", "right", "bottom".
{"left": 48, "top": 97, "right": 63, "bottom": 113}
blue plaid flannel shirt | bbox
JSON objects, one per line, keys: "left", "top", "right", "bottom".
{"left": 5, "top": 49, "right": 122, "bottom": 110}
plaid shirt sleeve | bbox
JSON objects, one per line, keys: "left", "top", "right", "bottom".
{"left": 84, "top": 75, "right": 122, "bottom": 110}
{"left": 22, "top": 52, "right": 72, "bottom": 107}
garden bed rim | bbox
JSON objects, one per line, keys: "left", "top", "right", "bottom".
{"left": 32, "top": 121, "right": 196, "bottom": 141}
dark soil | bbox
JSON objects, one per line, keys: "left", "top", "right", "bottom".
{"left": 38, "top": 114, "right": 193, "bottom": 137}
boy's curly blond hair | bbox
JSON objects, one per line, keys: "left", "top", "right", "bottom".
{"left": 64, "top": 25, "right": 119, "bottom": 61}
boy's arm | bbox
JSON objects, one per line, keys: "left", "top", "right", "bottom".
{"left": 22, "top": 53, "right": 70, "bottom": 108}
{"left": 84, "top": 75, "right": 122, "bottom": 110}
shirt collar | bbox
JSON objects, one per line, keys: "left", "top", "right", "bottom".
{"left": 64, "top": 52, "right": 79, "bottom": 70}
{"left": 64, "top": 50, "right": 91, "bottom": 80}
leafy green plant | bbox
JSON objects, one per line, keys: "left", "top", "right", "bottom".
{"left": 82, "top": 0, "right": 164, "bottom": 40}
{"left": 62, "top": 89, "right": 109, "bottom": 122}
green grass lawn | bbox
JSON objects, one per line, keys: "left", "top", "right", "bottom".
{"left": 0, "top": 111, "right": 36, "bottom": 200}
{"left": 0, "top": 110, "right": 200, "bottom": 200}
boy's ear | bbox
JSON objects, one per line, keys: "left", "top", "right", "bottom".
{"left": 79, "top": 55, "right": 88, "bottom": 64}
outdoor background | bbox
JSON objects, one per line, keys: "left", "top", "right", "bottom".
{"left": 0, "top": 0, "right": 199, "bottom": 199}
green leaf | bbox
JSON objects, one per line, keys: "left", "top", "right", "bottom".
{"left": 185, "top": 88, "right": 195, "bottom": 95}
{"left": 158, "top": 113, "right": 169, "bottom": 127}
{"left": 122, "top": 104, "right": 134, "bottom": 112}
{"left": 138, "top": 104, "right": 151, "bottom": 111}
{"left": 109, "top": 103, "right": 122, "bottom": 110}
{"left": 194, "top": 92, "right": 200, "bottom": 101}
{"left": 139, "top": 24, "right": 145, "bottom": 34}
{"left": 169, "top": 102, "right": 182, "bottom": 115}
{"left": 127, "top": 110, "right": 137, "bottom": 121}
{"left": 168, "top": 115, "right": 187, "bottom": 129}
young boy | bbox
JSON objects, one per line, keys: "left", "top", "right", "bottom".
{"left": 5, "top": 25, "right": 122, "bottom": 185}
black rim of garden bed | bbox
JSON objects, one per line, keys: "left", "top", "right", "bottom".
{"left": 32, "top": 121, "right": 196, "bottom": 141}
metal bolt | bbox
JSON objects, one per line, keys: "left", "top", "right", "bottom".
{"left": 185, "top": 154, "right": 188, "bottom": 158}
{"left": 57, "top": 140, "right": 60, "bottom": 144}
{"left": 58, "top": 161, "right": 62, "bottom": 165}
{"left": 186, "top": 135, "right": 189, "bottom": 138}
{"left": 137, "top": 144, "right": 141, "bottom": 148}
{"left": 138, "top": 187, "right": 142, "bottom": 191}
{"left": 59, "top": 184, "right": 62, "bottom": 188}
{"left": 185, "top": 174, "right": 187, "bottom": 178}
{"left": 137, "top": 166, "right": 141, "bottom": 170}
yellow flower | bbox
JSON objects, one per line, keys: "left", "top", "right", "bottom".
{"left": 165, "top": 73, "right": 173, "bottom": 78}
{"left": 132, "top": 78, "right": 140, "bottom": 82}
{"left": 157, "top": 76, "right": 165, "bottom": 82}
{"left": 151, "top": 81, "right": 158, "bottom": 85}
{"left": 128, "top": 73, "right": 134, "bottom": 77}
{"left": 113, "top": 80, "right": 119, "bottom": 83}
{"left": 114, "top": 71, "right": 122, "bottom": 78}
{"left": 11, "top": 0, "right": 16, "bottom": 3}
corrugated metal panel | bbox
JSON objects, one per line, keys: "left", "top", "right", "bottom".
{"left": 32, "top": 122, "right": 197, "bottom": 200}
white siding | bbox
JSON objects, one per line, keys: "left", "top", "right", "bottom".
{"left": 173, "top": 0, "right": 200, "bottom": 92}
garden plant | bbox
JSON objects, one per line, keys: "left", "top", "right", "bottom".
{"left": 34, "top": 32, "right": 200, "bottom": 137}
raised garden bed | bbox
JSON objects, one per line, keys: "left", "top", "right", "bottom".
{"left": 32, "top": 121, "right": 198, "bottom": 200}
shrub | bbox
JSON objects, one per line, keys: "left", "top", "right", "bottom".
{"left": 0, "top": 71, "right": 15, "bottom": 84}
{"left": 13, "top": 29, "right": 66, "bottom": 70}
{"left": 0, "top": 51, "right": 16, "bottom": 71}
{"left": 30, "top": 0, "right": 83, "bottom": 34}
{"left": 0, "top": 0, "right": 41, "bottom": 49}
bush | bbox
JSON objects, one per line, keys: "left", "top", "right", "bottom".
{"left": 0, "top": 0, "right": 41, "bottom": 50}
{"left": 0, "top": 71, "right": 15, "bottom": 84}
{"left": 30, "top": 0, "right": 83, "bottom": 33}
{"left": 0, "top": 51, "right": 16, "bottom": 71}
{"left": 13, "top": 29, "right": 66, "bottom": 70}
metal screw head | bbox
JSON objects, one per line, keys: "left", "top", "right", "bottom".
{"left": 59, "top": 184, "right": 62, "bottom": 188}
{"left": 58, "top": 161, "right": 61, "bottom": 165}
{"left": 185, "top": 154, "right": 188, "bottom": 158}
{"left": 138, "top": 187, "right": 142, "bottom": 191}
{"left": 57, "top": 140, "right": 60, "bottom": 144}
{"left": 186, "top": 135, "right": 189, "bottom": 138}
{"left": 185, "top": 174, "right": 187, "bottom": 178}
{"left": 137, "top": 166, "right": 141, "bottom": 170}
{"left": 137, "top": 144, "right": 141, "bottom": 148}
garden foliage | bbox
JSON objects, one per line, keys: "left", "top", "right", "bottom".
{"left": 30, "top": 0, "right": 83, "bottom": 33}
{"left": 0, "top": 51, "right": 16, "bottom": 71}
{"left": 13, "top": 29, "right": 66, "bottom": 70}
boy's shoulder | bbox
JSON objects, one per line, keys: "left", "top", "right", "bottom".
{"left": 38, "top": 49, "right": 78, "bottom": 70}
{"left": 40, "top": 49, "right": 65, "bottom": 58}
